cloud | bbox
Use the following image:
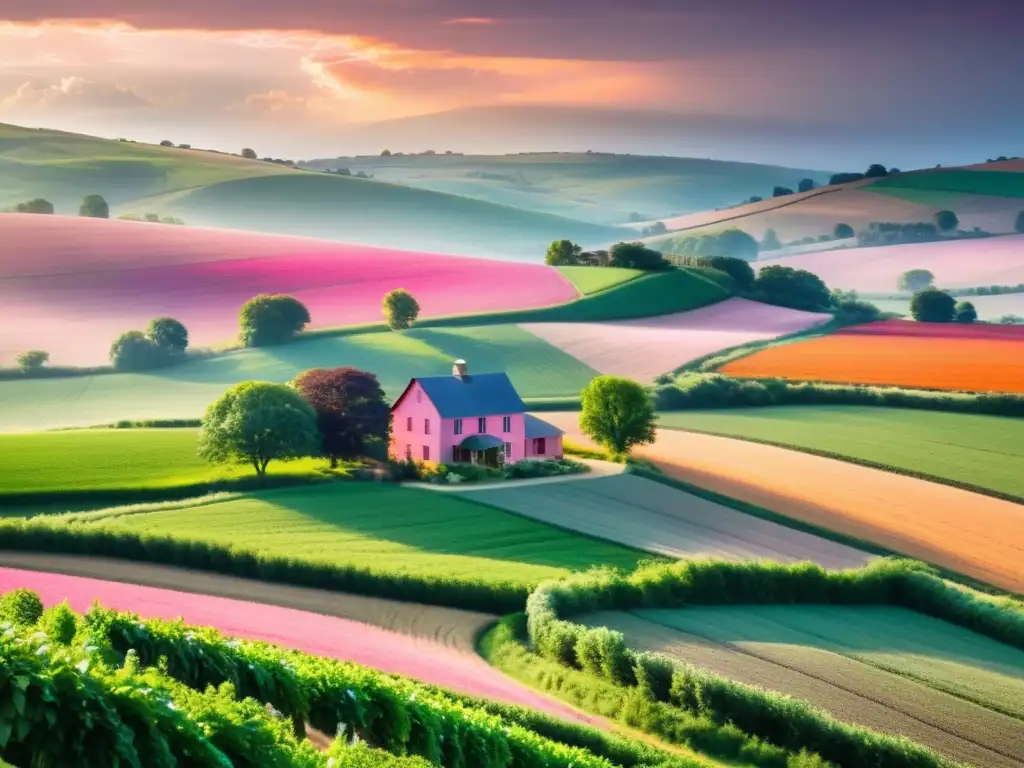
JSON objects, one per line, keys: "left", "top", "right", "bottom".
{"left": 442, "top": 18, "right": 498, "bottom": 25}
{"left": 0, "top": 76, "right": 151, "bottom": 112}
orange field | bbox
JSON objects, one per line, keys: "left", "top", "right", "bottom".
{"left": 722, "top": 320, "right": 1024, "bottom": 393}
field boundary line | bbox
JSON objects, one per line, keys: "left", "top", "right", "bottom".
{"left": 630, "top": 611, "right": 1022, "bottom": 764}
{"left": 657, "top": 425, "right": 1024, "bottom": 505}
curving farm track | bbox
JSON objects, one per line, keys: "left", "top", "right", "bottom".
{"left": 0, "top": 554, "right": 595, "bottom": 724}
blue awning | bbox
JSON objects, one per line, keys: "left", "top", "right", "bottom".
{"left": 459, "top": 434, "right": 505, "bottom": 450}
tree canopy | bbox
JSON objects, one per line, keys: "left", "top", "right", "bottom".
{"left": 753, "top": 265, "right": 832, "bottom": 311}
{"left": 579, "top": 375, "right": 656, "bottom": 455}
{"left": 798, "top": 178, "right": 816, "bottom": 193}
{"left": 15, "top": 350, "right": 49, "bottom": 372}
{"left": 934, "top": 210, "right": 959, "bottom": 232}
{"left": 198, "top": 381, "right": 320, "bottom": 476}
{"left": 897, "top": 269, "right": 935, "bottom": 293}
{"left": 382, "top": 289, "right": 421, "bottom": 330}
{"left": 608, "top": 242, "right": 669, "bottom": 270}
{"left": 292, "top": 367, "right": 390, "bottom": 466}
{"left": 241, "top": 148, "right": 257, "bottom": 159}
{"left": 146, "top": 317, "right": 189, "bottom": 353}
{"left": 79, "top": 194, "right": 109, "bottom": 219}
{"left": 662, "top": 228, "right": 759, "bottom": 263}
{"left": 239, "top": 294, "right": 311, "bottom": 347}
{"left": 544, "top": 239, "right": 583, "bottom": 266}
{"left": 910, "top": 288, "right": 956, "bottom": 322}
{"left": 13, "top": 199, "right": 53, "bottom": 215}
{"left": 772, "top": 186, "right": 794, "bottom": 198}
{"left": 954, "top": 301, "right": 978, "bottom": 324}
{"left": 833, "top": 223, "right": 855, "bottom": 239}
{"left": 109, "top": 331, "right": 163, "bottom": 371}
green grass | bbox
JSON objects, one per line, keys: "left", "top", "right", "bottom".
{"left": 869, "top": 170, "right": 1024, "bottom": 199}
{"left": 657, "top": 406, "right": 1024, "bottom": 498}
{"left": 556, "top": 266, "right": 644, "bottom": 294}
{"left": 637, "top": 605, "right": 1024, "bottom": 721}
{"left": 63, "top": 483, "right": 650, "bottom": 586}
{"left": 0, "top": 324, "right": 598, "bottom": 432}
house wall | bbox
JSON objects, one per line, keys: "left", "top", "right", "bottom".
{"left": 389, "top": 381, "right": 442, "bottom": 462}
{"left": 440, "top": 412, "right": 526, "bottom": 464}
{"left": 525, "top": 435, "right": 564, "bottom": 460}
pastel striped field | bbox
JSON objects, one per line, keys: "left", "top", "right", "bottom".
{"left": 758, "top": 234, "right": 1024, "bottom": 293}
{"left": 0, "top": 214, "right": 578, "bottom": 366}
{"left": 521, "top": 297, "right": 831, "bottom": 383}
{"left": 722, "top": 319, "right": 1024, "bottom": 393}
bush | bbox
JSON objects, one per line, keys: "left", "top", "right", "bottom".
{"left": 954, "top": 301, "right": 978, "bottom": 323}
{"left": 502, "top": 458, "right": 588, "bottom": 480}
{"left": 39, "top": 600, "right": 78, "bottom": 644}
{"left": 772, "top": 186, "right": 793, "bottom": 198}
{"left": 79, "top": 194, "right": 109, "bottom": 218}
{"left": 146, "top": 316, "right": 189, "bottom": 353}
{"left": 608, "top": 242, "right": 670, "bottom": 270}
{"left": 752, "top": 265, "right": 831, "bottom": 311}
{"left": 15, "top": 349, "right": 49, "bottom": 372}
{"left": 382, "top": 289, "right": 421, "bottom": 330}
{"left": 239, "top": 294, "right": 311, "bottom": 346}
{"left": 13, "top": 198, "right": 54, "bottom": 214}
{"left": 935, "top": 209, "right": 959, "bottom": 232}
{"left": 109, "top": 330, "right": 168, "bottom": 371}
{"left": 0, "top": 587, "right": 44, "bottom": 626}
{"left": 833, "top": 299, "right": 882, "bottom": 324}
{"left": 910, "top": 288, "right": 955, "bottom": 322}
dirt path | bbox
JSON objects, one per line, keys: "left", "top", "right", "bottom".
{"left": 589, "top": 610, "right": 1024, "bottom": 768}
{"left": 0, "top": 555, "right": 596, "bottom": 724}
{"left": 408, "top": 459, "right": 624, "bottom": 493}
{"left": 463, "top": 475, "right": 871, "bottom": 569}
{"left": 540, "top": 413, "right": 1024, "bottom": 593}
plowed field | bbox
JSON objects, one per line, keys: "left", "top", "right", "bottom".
{"left": 721, "top": 319, "right": 1024, "bottom": 393}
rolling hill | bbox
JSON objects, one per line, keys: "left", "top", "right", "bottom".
{"left": 0, "top": 123, "right": 626, "bottom": 259}
{"left": 300, "top": 151, "right": 833, "bottom": 226}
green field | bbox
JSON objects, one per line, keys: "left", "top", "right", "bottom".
{"left": 57, "top": 483, "right": 650, "bottom": 585}
{"left": 0, "top": 324, "right": 598, "bottom": 432}
{"left": 0, "top": 123, "right": 626, "bottom": 259}
{"left": 657, "top": 406, "right": 1024, "bottom": 498}
{"left": 557, "top": 266, "right": 644, "bottom": 294}
{"left": 869, "top": 170, "right": 1024, "bottom": 199}
{"left": 636, "top": 604, "right": 1024, "bottom": 721}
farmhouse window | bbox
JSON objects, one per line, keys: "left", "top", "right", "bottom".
{"left": 454, "top": 418, "right": 463, "bottom": 435}
{"left": 424, "top": 419, "right": 430, "bottom": 435}
{"left": 533, "top": 438, "right": 547, "bottom": 454}
{"left": 406, "top": 416, "right": 413, "bottom": 431}
{"left": 504, "top": 442, "right": 513, "bottom": 460}
{"left": 422, "top": 445, "right": 430, "bottom": 461}
{"left": 452, "top": 446, "right": 460, "bottom": 462}
{"left": 478, "top": 417, "right": 487, "bottom": 433}
{"left": 502, "top": 416, "right": 511, "bottom": 432}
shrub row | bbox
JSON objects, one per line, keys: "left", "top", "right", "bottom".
{"left": 79, "top": 603, "right": 623, "bottom": 768}
{"left": 526, "top": 558, "right": 1024, "bottom": 768}
{"left": 0, "top": 517, "right": 528, "bottom": 614}
{"left": 652, "top": 372, "right": 1024, "bottom": 417}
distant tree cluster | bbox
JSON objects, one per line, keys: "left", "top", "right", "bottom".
{"left": 10, "top": 198, "right": 53, "bottom": 214}
{"left": 117, "top": 213, "right": 185, "bottom": 225}
{"left": 79, "top": 194, "right": 109, "bottom": 219}
{"left": 543, "top": 239, "right": 668, "bottom": 270}
{"left": 827, "top": 163, "right": 897, "bottom": 186}
{"left": 773, "top": 186, "right": 794, "bottom": 198}
{"left": 897, "top": 269, "right": 935, "bottom": 292}
{"left": 660, "top": 228, "right": 759, "bottom": 262}
{"left": 671, "top": 254, "right": 755, "bottom": 291}
{"left": 110, "top": 317, "right": 189, "bottom": 371}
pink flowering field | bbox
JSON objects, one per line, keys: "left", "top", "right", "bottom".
{"left": 0, "top": 215, "right": 577, "bottom": 365}
{"left": 520, "top": 297, "right": 831, "bottom": 382}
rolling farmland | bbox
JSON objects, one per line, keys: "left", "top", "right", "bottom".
{"left": 721, "top": 319, "right": 1024, "bottom": 393}
{"left": 657, "top": 406, "right": 1024, "bottom": 499}
{"left": 58, "top": 482, "right": 650, "bottom": 586}
{"left": 521, "top": 297, "right": 831, "bottom": 383}
{"left": 539, "top": 411, "right": 1024, "bottom": 593}
{"left": 556, "top": 266, "right": 644, "bottom": 294}
{"left": 586, "top": 606, "right": 1024, "bottom": 767}
{"left": 0, "top": 324, "right": 597, "bottom": 432}
{"left": 462, "top": 474, "right": 871, "bottom": 569}
{"left": 758, "top": 234, "right": 1024, "bottom": 292}
{"left": 0, "top": 214, "right": 580, "bottom": 366}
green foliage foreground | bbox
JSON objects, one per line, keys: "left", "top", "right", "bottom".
{"left": 525, "top": 558, "right": 1024, "bottom": 768}
{"left": 0, "top": 594, "right": 711, "bottom": 768}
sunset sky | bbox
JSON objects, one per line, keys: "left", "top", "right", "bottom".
{"left": 1, "top": 0, "right": 1021, "bottom": 166}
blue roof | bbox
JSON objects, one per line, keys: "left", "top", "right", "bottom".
{"left": 525, "top": 413, "right": 564, "bottom": 438}
{"left": 397, "top": 372, "right": 526, "bottom": 418}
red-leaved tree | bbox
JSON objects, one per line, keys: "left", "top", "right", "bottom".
{"left": 292, "top": 367, "right": 391, "bottom": 466}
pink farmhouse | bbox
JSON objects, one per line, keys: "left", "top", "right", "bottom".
{"left": 389, "top": 359, "right": 565, "bottom": 466}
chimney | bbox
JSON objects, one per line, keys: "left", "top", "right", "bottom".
{"left": 452, "top": 359, "right": 468, "bottom": 377}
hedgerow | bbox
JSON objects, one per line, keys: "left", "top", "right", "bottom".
{"left": 0, "top": 516, "right": 528, "bottom": 614}
{"left": 525, "top": 558, "right": 1021, "bottom": 768}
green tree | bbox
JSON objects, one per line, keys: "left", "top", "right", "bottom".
{"left": 753, "top": 265, "right": 832, "bottom": 311}
{"left": 608, "top": 241, "right": 668, "bottom": 270}
{"left": 833, "top": 223, "right": 855, "bottom": 239}
{"left": 798, "top": 178, "right": 816, "bottom": 193}
{"left": 15, "top": 350, "right": 49, "bottom": 372}
{"left": 910, "top": 288, "right": 956, "bottom": 322}
{"left": 864, "top": 164, "right": 889, "bottom": 178}
{"left": 698, "top": 256, "right": 755, "bottom": 291}
{"left": 380, "top": 149, "right": 392, "bottom": 157}
{"left": 109, "top": 330, "right": 166, "bottom": 370}
{"left": 79, "top": 194, "right": 109, "bottom": 218}
{"left": 1015, "top": 211, "right": 1024, "bottom": 233}
{"left": 146, "top": 317, "right": 189, "bottom": 353}
{"left": 934, "top": 209, "right": 959, "bottom": 232}
{"left": 954, "top": 301, "right": 978, "bottom": 324}
{"left": 382, "top": 289, "right": 420, "bottom": 330}
{"left": 14, "top": 198, "right": 54, "bottom": 214}
{"left": 197, "top": 381, "right": 319, "bottom": 477}
{"left": 159, "top": 140, "right": 174, "bottom": 147}
{"left": 292, "top": 367, "right": 390, "bottom": 467}
{"left": 544, "top": 239, "right": 583, "bottom": 266}
{"left": 897, "top": 269, "right": 935, "bottom": 292}
{"left": 711, "top": 228, "right": 759, "bottom": 261}
{"left": 579, "top": 376, "right": 656, "bottom": 455}
{"left": 241, "top": 148, "right": 257, "bottom": 159}
{"left": 239, "top": 294, "right": 311, "bottom": 346}
{"left": 772, "top": 186, "right": 794, "bottom": 198}
{"left": 760, "top": 229, "right": 782, "bottom": 251}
